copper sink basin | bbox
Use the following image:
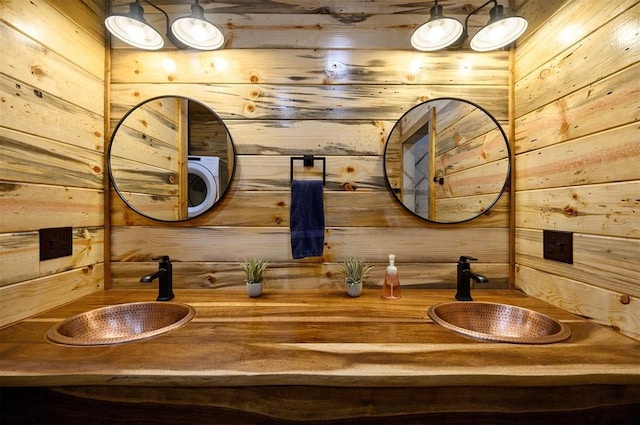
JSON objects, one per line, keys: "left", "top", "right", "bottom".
{"left": 427, "top": 302, "right": 571, "bottom": 344}
{"left": 46, "top": 302, "right": 196, "bottom": 346}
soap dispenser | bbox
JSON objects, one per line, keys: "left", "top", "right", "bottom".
{"left": 381, "top": 254, "right": 401, "bottom": 299}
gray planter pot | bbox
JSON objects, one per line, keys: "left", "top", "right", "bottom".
{"left": 246, "top": 281, "right": 263, "bottom": 297}
{"left": 346, "top": 281, "right": 363, "bottom": 297}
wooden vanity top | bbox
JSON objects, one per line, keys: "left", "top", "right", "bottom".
{"left": 0, "top": 289, "right": 638, "bottom": 388}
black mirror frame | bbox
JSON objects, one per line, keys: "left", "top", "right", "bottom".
{"left": 108, "top": 95, "right": 237, "bottom": 222}
{"left": 383, "top": 97, "right": 511, "bottom": 224}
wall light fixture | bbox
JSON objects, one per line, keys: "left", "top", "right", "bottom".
{"left": 412, "top": 0, "right": 528, "bottom": 52}
{"left": 105, "top": 1, "right": 164, "bottom": 50}
{"left": 411, "top": 0, "right": 464, "bottom": 51}
{"left": 466, "top": 0, "right": 528, "bottom": 51}
{"left": 171, "top": 1, "right": 225, "bottom": 50}
{"left": 105, "top": 0, "right": 225, "bottom": 51}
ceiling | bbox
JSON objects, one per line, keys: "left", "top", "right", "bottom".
{"left": 110, "top": 1, "right": 526, "bottom": 14}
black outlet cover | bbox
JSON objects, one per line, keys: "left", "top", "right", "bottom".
{"left": 39, "top": 227, "right": 73, "bottom": 261}
{"left": 543, "top": 230, "right": 573, "bottom": 264}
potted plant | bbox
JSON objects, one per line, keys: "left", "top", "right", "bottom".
{"left": 241, "top": 258, "right": 269, "bottom": 297}
{"left": 340, "top": 257, "right": 373, "bottom": 297}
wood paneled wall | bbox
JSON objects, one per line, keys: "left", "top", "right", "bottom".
{"left": 108, "top": 10, "right": 512, "bottom": 293}
{"left": 514, "top": 0, "right": 640, "bottom": 340}
{"left": 0, "top": 0, "right": 106, "bottom": 327}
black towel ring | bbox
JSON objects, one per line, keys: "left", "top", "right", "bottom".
{"left": 290, "top": 155, "right": 326, "bottom": 185}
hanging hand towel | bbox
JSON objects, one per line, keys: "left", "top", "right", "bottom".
{"left": 290, "top": 180, "right": 325, "bottom": 259}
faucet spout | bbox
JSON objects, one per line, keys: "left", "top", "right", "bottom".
{"left": 140, "top": 271, "right": 161, "bottom": 283}
{"left": 469, "top": 272, "right": 488, "bottom": 284}
{"left": 141, "top": 256, "right": 175, "bottom": 301}
{"left": 455, "top": 256, "right": 488, "bottom": 301}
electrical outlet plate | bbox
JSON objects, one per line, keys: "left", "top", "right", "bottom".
{"left": 39, "top": 227, "right": 73, "bottom": 261}
{"left": 543, "top": 230, "right": 573, "bottom": 264}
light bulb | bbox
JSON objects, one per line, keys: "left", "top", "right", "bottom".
{"left": 488, "top": 22, "right": 508, "bottom": 42}
{"left": 427, "top": 24, "right": 445, "bottom": 43}
{"left": 126, "top": 23, "right": 145, "bottom": 42}
{"left": 190, "top": 21, "right": 207, "bottom": 42}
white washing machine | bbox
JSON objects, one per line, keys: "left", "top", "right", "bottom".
{"left": 187, "top": 156, "right": 221, "bottom": 218}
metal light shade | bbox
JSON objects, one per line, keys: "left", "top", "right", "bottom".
{"left": 470, "top": 4, "right": 528, "bottom": 51}
{"left": 171, "top": 1, "right": 224, "bottom": 50}
{"left": 411, "top": 3, "right": 463, "bottom": 51}
{"left": 105, "top": 1, "right": 164, "bottom": 50}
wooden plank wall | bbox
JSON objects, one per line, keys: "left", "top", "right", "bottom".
{"left": 108, "top": 4, "right": 513, "bottom": 294}
{"left": 0, "top": 0, "right": 106, "bottom": 327}
{"left": 514, "top": 0, "right": 640, "bottom": 340}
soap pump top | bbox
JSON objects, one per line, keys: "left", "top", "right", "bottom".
{"left": 382, "top": 254, "right": 401, "bottom": 299}
{"left": 387, "top": 254, "right": 397, "bottom": 274}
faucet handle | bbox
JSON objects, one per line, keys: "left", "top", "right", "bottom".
{"left": 152, "top": 255, "right": 171, "bottom": 264}
{"left": 459, "top": 255, "right": 478, "bottom": 264}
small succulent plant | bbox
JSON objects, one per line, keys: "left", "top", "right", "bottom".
{"left": 241, "top": 258, "right": 269, "bottom": 284}
{"left": 340, "top": 257, "right": 373, "bottom": 286}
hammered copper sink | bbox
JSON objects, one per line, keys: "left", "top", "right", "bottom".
{"left": 428, "top": 302, "right": 571, "bottom": 344}
{"left": 45, "top": 302, "right": 196, "bottom": 346}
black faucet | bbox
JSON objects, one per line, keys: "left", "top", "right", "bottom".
{"left": 141, "top": 255, "right": 174, "bottom": 301}
{"left": 455, "top": 256, "right": 488, "bottom": 301}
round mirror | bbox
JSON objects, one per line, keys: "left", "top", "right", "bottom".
{"left": 108, "top": 96, "right": 236, "bottom": 221}
{"left": 384, "top": 98, "right": 510, "bottom": 224}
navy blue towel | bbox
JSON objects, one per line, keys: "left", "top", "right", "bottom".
{"left": 290, "top": 180, "right": 325, "bottom": 259}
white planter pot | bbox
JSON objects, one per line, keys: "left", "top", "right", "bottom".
{"left": 246, "top": 281, "right": 263, "bottom": 297}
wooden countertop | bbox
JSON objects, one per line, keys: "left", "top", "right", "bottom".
{"left": 1, "top": 289, "right": 638, "bottom": 388}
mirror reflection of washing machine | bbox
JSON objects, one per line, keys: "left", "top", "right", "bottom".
{"left": 187, "top": 156, "right": 221, "bottom": 218}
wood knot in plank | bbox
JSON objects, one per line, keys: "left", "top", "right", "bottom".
{"left": 342, "top": 182, "right": 355, "bottom": 191}
{"left": 324, "top": 61, "right": 346, "bottom": 83}
{"left": 31, "top": 65, "right": 45, "bottom": 77}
